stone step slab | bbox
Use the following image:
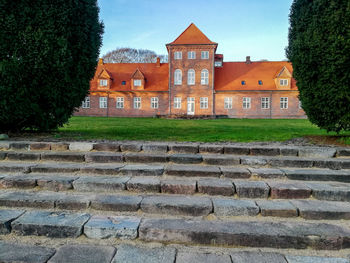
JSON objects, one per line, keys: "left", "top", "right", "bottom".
{"left": 213, "top": 198, "right": 259, "bottom": 216}
{"left": 73, "top": 175, "right": 130, "bottom": 192}
{"left": 165, "top": 164, "right": 221, "bottom": 177}
{"left": 112, "top": 244, "right": 176, "bottom": 263}
{"left": 170, "top": 153, "right": 203, "bottom": 164}
{"left": 124, "top": 152, "right": 168, "bottom": 163}
{"left": 291, "top": 200, "right": 350, "bottom": 220}
{"left": 120, "top": 164, "right": 164, "bottom": 176}
{"left": 233, "top": 180, "right": 270, "bottom": 198}
{"left": 177, "top": 252, "right": 231, "bottom": 263}
{"left": 126, "top": 176, "right": 161, "bottom": 193}
{"left": 268, "top": 181, "right": 312, "bottom": 199}
{"left": 202, "top": 154, "right": 240, "bottom": 165}
{"left": 0, "top": 241, "right": 56, "bottom": 263}
{"left": 0, "top": 209, "right": 25, "bottom": 234}
{"left": 220, "top": 167, "right": 251, "bottom": 179}
{"left": 256, "top": 200, "right": 298, "bottom": 217}
{"left": 0, "top": 162, "right": 36, "bottom": 173}
{"left": 139, "top": 218, "right": 350, "bottom": 249}
{"left": 285, "top": 255, "right": 349, "bottom": 263}
{"left": 306, "top": 181, "right": 350, "bottom": 201}
{"left": 160, "top": 179, "right": 196, "bottom": 194}
{"left": 41, "top": 152, "right": 85, "bottom": 162}
{"left": 85, "top": 152, "right": 123, "bottom": 163}
{"left": 12, "top": 210, "right": 90, "bottom": 238}
{"left": 283, "top": 168, "right": 350, "bottom": 183}
{"left": 197, "top": 178, "right": 234, "bottom": 196}
{"left": 0, "top": 191, "right": 57, "bottom": 208}
{"left": 80, "top": 163, "right": 124, "bottom": 175}
{"left": 90, "top": 194, "right": 142, "bottom": 212}
{"left": 84, "top": 215, "right": 140, "bottom": 239}
{"left": 141, "top": 195, "right": 212, "bottom": 216}
{"left": 230, "top": 251, "right": 287, "bottom": 263}
{"left": 48, "top": 245, "right": 116, "bottom": 263}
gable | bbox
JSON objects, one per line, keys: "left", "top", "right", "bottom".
{"left": 275, "top": 66, "right": 292, "bottom": 78}
{"left": 97, "top": 68, "right": 112, "bottom": 79}
{"left": 131, "top": 68, "right": 145, "bottom": 79}
{"left": 168, "top": 23, "right": 217, "bottom": 45}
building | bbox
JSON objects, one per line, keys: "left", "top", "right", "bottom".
{"left": 76, "top": 23, "right": 306, "bottom": 118}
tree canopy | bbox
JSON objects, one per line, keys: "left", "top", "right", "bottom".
{"left": 102, "top": 47, "right": 168, "bottom": 63}
{"left": 0, "top": 0, "right": 103, "bottom": 132}
{"left": 287, "top": 0, "right": 350, "bottom": 132}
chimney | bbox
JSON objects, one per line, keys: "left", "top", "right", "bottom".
{"left": 156, "top": 57, "right": 160, "bottom": 67}
{"left": 246, "top": 56, "right": 251, "bottom": 64}
{"left": 98, "top": 58, "right": 104, "bottom": 65}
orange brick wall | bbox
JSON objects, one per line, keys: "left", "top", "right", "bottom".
{"left": 168, "top": 44, "right": 216, "bottom": 115}
{"left": 214, "top": 91, "right": 306, "bottom": 118}
{"left": 75, "top": 92, "right": 169, "bottom": 117}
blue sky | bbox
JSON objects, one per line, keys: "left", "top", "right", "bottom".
{"left": 97, "top": 0, "right": 293, "bottom": 61}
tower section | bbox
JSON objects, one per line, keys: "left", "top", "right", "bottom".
{"left": 166, "top": 23, "right": 218, "bottom": 116}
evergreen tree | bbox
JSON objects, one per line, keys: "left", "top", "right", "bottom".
{"left": 0, "top": 0, "right": 103, "bottom": 132}
{"left": 287, "top": 0, "right": 350, "bottom": 132}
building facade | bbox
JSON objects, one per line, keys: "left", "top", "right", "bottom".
{"left": 76, "top": 24, "right": 306, "bottom": 118}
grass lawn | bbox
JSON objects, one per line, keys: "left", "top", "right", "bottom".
{"left": 53, "top": 116, "right": 350, "bottom": 144}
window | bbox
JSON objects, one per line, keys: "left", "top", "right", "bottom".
{"left": 201, "top": 69, "right": 209, "bottom": 85}
{"left": 215, "top": 61, "right": 222, "bottom": 67}
{"left": 116, "top": 97, "right": 124, "bottom": 109}
{"left": 99, "top": 79, "right": 108, "bottom": 87}
{"left": 121, "top": 81, "right": 126, "bottom": 85}
{"left": 224, "top": 97, "right": 232, "bottom": 109}
{"left": 243, "top": 97, "right": 251, "bottom": 109}
{"left": 134, "top": 97, "right": 141, "bottom": 109}
{"left": 261, "top": 97, "right": 270, "bottom": 109}
{"left": 82, "top": 97, "right": 90, "bottom": 108}
{"left": 174, "top": 69, "right": 182, "bottom": 85}
{"left": 174, "top": 51, "right": 182, "bottom": 60}
{"left": 174, "top": 97, "right": 181, "bottom": 109}
{"left": 258, "top": 80, "right": 263, "bottom": 85}
{"left": 241, "top": 81, "right": 246, "bottom": 85}
{"left": 133, "top": 79, "right": 141, "bottom": 87}
{"left": 188, "top": 51, "right": 196, "bottom": 59}
{"left": 151, "top": 97, "right": 159, "bottom": 109}
{"left": 280, "top": 97, "right": 288, "bottom": 109}
{"left": 200, "top": 97, "right": 208, "bottom": 109}
{"left": 187, "top": 69, "right": 195, "bottom": 85}
{"left": 99, "top": 97, "right": 107, "bottom": 108}
{"left": 201, "top": 51, "right": 209, "bottom": 59}
{"left": 280, "top": 79, "right": 288, "bottom": 86}
{"left": 299, "top": 100, "right": 302, "bottom": 109}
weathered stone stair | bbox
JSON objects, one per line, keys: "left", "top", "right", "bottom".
{"left": 1, "top": 140, "right": 350, "bottom": 262}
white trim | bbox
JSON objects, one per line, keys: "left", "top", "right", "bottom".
{"left": 224, "top": 97, "right": 232, "bottom": 109}
{"left": 174, "top": 97, "right": 181, "bottom": 109}
{"left": 82, "top": 96, "right": 90, "bottom": 108}
{"left": 134, "top": 97, "right": 141, "bottom": 109}
{"left": 201, "top": 51, "right": 209, "bottom": 59}
{"left": 116, "top": 97, "right": 124, "bottom": 109}
{"left": 243, "top": 97, "right": 251, "bottom": 109}
{"left": 174, "top": 69, "right": 182, "bottom": 85}
{"left": 201, "top": 69, "right": 209, "bottom": 85}
{"left": 261, "top": 97, "right": 270, "bottom": 109}
{"left": 151, "top": 97, "right": 159, "bottom": 109}
{"left": 99, "top": 97, "right": 107, "bottom": 108}
{"left": 187, "top": 69, "right": 195, "bottom": 85}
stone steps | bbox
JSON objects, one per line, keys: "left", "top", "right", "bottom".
{"left": 1, "top": 241, "right": 349, "bottom": 263}
{"left": 1, "top": 172, "right": 350, "bottom": 202}
{"left": 1, "top": 140, "right": 350, "bottom": 256}
{"left": 1, "top": 150, "right": 350, "bottom": 169}
{"left": 1, "top": 190, "right": 350, "bottom": 220}
{"left": 1, "top": 208, "right": 350, "bottom": 251}
{"left": 2, "top": 140, "right": 350, "bottom": 158}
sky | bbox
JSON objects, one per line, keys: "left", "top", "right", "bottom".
{"left": 97, "top": 0, "right": 294, "bottom": 62}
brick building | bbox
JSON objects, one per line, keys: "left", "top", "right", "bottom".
{"left": 76, "top": 23, "right": 306, "bottom": 118}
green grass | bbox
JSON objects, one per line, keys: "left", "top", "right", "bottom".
{"left": 54, "top": 116, "right": 350, "bottom": 143}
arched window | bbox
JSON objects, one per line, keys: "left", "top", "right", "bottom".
{"left": 188, "top": 69, "right": 195, "bottom": 85}
{"left": 201, "top": 69, "right": 209, "bottom": 85}
{"left": 174, "top": 69, "right": 182, "bottom": 85}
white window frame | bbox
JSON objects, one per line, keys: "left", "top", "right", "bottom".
{"left": 188, "top": 51, "right": 196, "bottom": 59}
{"left": 243, "top": 97, "right": 251, "bottom": 109}
{"left": 187, "top": 69, "right": 195, "bottom": 85}
{"left": 134, "top": 97, "right": 141, "bottom": 109}
{"left": 215, "top": 61, "right": 222, "bottom": 67}
{"left": 299, "top": 100, "right": 302, "bottom": 109}
{"left": 151, "top": 97, "right": 159, "bottom": 109}
{"left": 201, "top": 51, "right": 209, "bottom": 59}
{"left": 174, "top": 97, "right": 181, "bottom": 109}
{"left": 280, "top": 79, "right": 288, "bottom": 86}
{"left": 201, "top": 69, "right": 209, "bottom": 85}
{"left": 116, "top": 97, "right": 124, "bottom": 109}
{"left": 82, "top": 96, "right": 90, "bottom": 108}
{"left": 280, "top": 97, "right": 288, "bottom": 109}
{"left": 261, "top": 97, "right": 270, "bottom": 109}
{"left": 99, "top": 97, "right": 107, "bottom": 109}
{"left": 174, "top": 51, "right": 182, "bottom": 60}
{"left": 133, "top": 79, "right": 142, "bottom": 87}
{"left": 200, "top": 97, "right": 208, "bottom": 109}
{"left": 99, "top": 79, "right": 108, "bottom": 87}
{"left": 224, "top": 97, "right": 232, "bottom": 109}
{"left": 174, "top": 69, "right": 182, "bottom": 85}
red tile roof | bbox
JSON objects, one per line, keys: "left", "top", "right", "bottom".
{"left": 91, "top": 63, "right": 169, "bottom": 92}
{"left": 168, "top": 23, "right": 217, "bottom": 45}
{"left": 214, "top": 61, "right": 296, "bottom": 91}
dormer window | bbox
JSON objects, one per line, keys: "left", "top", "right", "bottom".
{"left": 215, "top": 61, "right": 222, "bottom": 67}
{"left": 133, "top": 79, "right": 141, "bottom": 87}
{"left": 188, "top": 51, "right": 196, "bottom": 59}
{"left": 241, "top": 81, "right": 246, "bottom": 85}
{"left": 121, "top": 81, "right": 126, "bottom": 85}
{"left": 280, "top": 79, "right": 288, "bottom": 86}
{"left": 99, "top": 79, "right": 108, "bottom": 87}
{"left": 258, "top": 80, "right": 263, "bottom": 85}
